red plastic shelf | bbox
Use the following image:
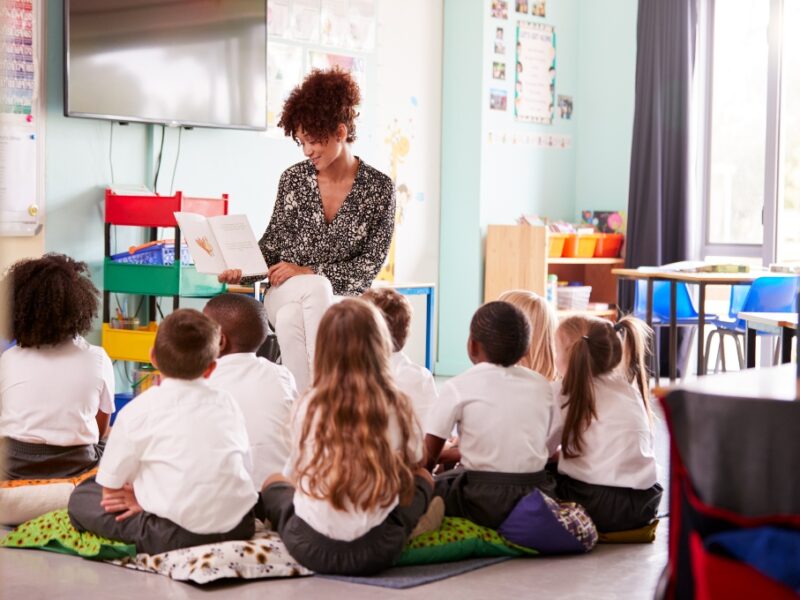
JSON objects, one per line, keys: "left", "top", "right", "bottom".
{"left": 105, "top": 190, "right": 228, "bottom": 227}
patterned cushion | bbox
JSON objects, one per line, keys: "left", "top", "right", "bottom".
{"left": 498, "top": 489, "right": 598, "bottom": 554}
{"left": 106, "top": 522, "right": 313, "bottom": 583}
{"left": 0, "top": 509, "right": 136, "bottom": 559}
{"left": 0, "top": 470, "right": 97, "bottom": 526}
{"left": 395, "top": 517, "right": 536, "bottom": 566}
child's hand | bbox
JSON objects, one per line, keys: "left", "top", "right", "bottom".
{"left": 101, "top": 483, "right": 143, "bottom": 522}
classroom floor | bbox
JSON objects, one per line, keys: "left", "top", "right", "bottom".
{"left": 1, "top": 384, "right": 672, "bottom": 599}
{"left": 0, "top": 525, "right": 668, "bottom": 600}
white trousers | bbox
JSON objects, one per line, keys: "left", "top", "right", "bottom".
{"left": 264, "top": 274, "right": 335, "bottom": 394}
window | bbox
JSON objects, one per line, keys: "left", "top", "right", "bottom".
{"left": 778, "top": 0, "right": 800, "bottom": 260}
{"left": 701, "top": 0, "right": 800, "bottom": 264}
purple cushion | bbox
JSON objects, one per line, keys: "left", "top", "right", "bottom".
{"left": 498, "top": 490, "right": 597, "bottom": 554}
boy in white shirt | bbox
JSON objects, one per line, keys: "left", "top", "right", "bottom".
{"left": 362, "top": 288, "right": 438, "bottom": 423}
{"left": 0, "top": 254, "right": 115, "bottom": 480}
{"left": 204, "top": 293, "right": 297, "bottom": 487}
{"left": 68, "top": 309, "right": 257, "bottom": 555}
{"left": 424, "top": 301, "right": 556, "bottom": 530}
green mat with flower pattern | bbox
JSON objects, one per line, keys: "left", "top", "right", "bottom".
{"left": 394, "top": 517, "right": 537, "bottom": 566}
{"left": 0, "top": 509, "right": 136, "bottom": 560}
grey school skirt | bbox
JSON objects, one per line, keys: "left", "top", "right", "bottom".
{"left": 2, "top": 438, "right": 104, "bottom": 480}
{"left": 434, "top": 468, "right": 557, "bottom": 530}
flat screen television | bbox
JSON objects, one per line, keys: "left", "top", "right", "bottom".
{"left": 64, "top": 0, "right": 267, "bottom": 130}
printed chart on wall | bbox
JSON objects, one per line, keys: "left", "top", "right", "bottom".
{"left": 1, "top": 0, "right": 43, "bottom": 236}
{"left": 514, "top": 21, "right": 555, "bottom": 124}
{"left": 266, "top": 0, "right": 375, "bottom": 133}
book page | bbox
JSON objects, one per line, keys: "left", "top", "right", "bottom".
{"left": 174, "top": 212, "right": 226, "bottom": 274}
{"left": 209, "top": 214, "right": 268, "bottom": 277}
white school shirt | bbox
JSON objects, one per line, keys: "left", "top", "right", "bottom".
{"left": 0, "top": 337, "right": 115, "bottom": 446}
{"left": 96, "top": 378, "right": 257, "bottom": 534}
{"left": 425, "top": 362, "right": 554, "bottom": 473}
{"left": 209, "top": 352, "right": 296, "bottom": 487}
{"left": 548, "top": 373, "right": 658, "bottom": 490}
{"left": 286, "top": 391, "right": 422, "bottom": 541}
{"left": 390, "top": 351, "right": 438, "bottom": 424}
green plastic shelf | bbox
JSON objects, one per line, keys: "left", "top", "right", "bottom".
{"left": 103, "top": 259, "right": 225, "bottom": 297}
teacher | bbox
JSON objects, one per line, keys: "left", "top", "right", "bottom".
{"left": 218, "top": 68, "right": 396, "bottom": 393}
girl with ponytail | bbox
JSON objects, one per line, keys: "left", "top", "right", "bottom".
{"left": 549, "top": 315, "right": 662, "bottom": 533}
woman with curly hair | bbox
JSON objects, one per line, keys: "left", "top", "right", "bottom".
{"left": 0, "top": 254, "right": 115, "bottom": 480}
{"left": 218, "top": 68, "right": 395, "bottom": 393}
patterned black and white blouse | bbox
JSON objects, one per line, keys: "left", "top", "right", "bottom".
{"left": 248, "top": 159, "right": 395, "bottom": 296}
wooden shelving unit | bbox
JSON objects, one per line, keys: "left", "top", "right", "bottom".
{"left": 484, "top": 224, "right": 622, "bottom": 319}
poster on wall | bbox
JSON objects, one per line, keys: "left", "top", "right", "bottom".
{"left": 348, "top": 0, "right": 376, "bottom": 50}
{"left": 489, "top": 89, "right": 508, "bottom": 111}
{"left": 532, "top": 1, "right": 546, "bottom": 17}
{"left": 491, "top": 0, "right": 508, "bottom": 19}
{"left": 290, "top": 0, "right": 322, "bottom": 42}
{"left": 320, "top": 0, "right": 349, "bottom": 47}
{"left": 494, "top": 26, "right": 505, "bottom": 54}
{"left": 308, "top": 51, "right": 367, "bottom": 96}
{"left": 558, "top": 95, "right": 573, "bottom": 119}
{"left": 1, "top": 0, "right": 43, "bottom": 236}
{"left": 267, "top": 43, "right": 304, "bottom": 129}
{"left": 514, "top": 21, "right": 555, "bottom": 124}
{"left": 268, "top": 0, "right": 290, "bottom": 37}
{"left": 515, "top": 0, "right": 528, "bottom": 14}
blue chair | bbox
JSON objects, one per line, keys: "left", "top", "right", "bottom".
{"left": 704, "top": 276, "right": 800, "bottom": 372}
{"left": 633, "top": 280, "right": 718, "bottom": 381}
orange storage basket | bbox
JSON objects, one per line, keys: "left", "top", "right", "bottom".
{"left": 548, "top": 233, "right": 569, "bottom": 257}
{"left": 593, "top": 233, "right": 624, "bottom": 258}
{"left": 562, "top": 234, "right": 599, "bottom": 258}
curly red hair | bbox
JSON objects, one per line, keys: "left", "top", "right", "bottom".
{"left": 278, "top": 68, "right": 361, "bottom": 143}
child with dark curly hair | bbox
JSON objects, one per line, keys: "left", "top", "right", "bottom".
{"left": 217, "top": 68, "right": 395, "bottom": 395}
{"left": 0, "top": 253, "right": 115, "bottom": 480}
{"left": 423, "top": 301, "right": 557, "bottom": 529}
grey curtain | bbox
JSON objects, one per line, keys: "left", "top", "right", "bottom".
{"left": 623, "top": 0, "right": 698, "bottom": 376}
{"left": 624, "top": 0, "right": 698, "bottom": 290}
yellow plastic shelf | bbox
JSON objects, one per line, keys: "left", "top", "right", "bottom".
{"left": 102, "top": 322, "right": 157, "bottom": 363}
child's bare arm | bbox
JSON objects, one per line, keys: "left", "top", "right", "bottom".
{"left": 100, "top": 484, "right": 143, "bottom": 522}
{"left": 95, "top": 409, "right": 110, "bottom": 439}
{"left": 422, "top": 434, "right": 447, "bottom": 472}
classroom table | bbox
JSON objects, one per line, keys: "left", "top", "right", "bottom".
{"left": 230, "top": 281, "right": 436, "bottom": 372}
{"left": 612, "top": 268, "right": 765, "bottom": 381}
{"left": 738, "top": 311, "right": 798, "bottom": 368}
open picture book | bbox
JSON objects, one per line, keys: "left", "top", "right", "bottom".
{"left": 174, "top": 212, "right": 268, "bottom": 277}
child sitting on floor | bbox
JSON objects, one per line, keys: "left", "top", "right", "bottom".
{"left": 68, "top": 309, "right": 257, "bottom": 555}
{"left": 204, "top": 293, "right": 297, "bottom": 487}
{"left": 362, "top": 287, "right": 438, "bottom": 422}
{"left": 549, "top": 315, "right": 662, "bottom": 533}
{"left": 259, "top": 299, "right": 432, "bottom": 575}
{"left": 424, "top": 301, "right": 556, "bottom": 530}
{"left": 499, "top": 289, "right": 558, "bottom": 381}
{"left": 0, "top": 254, "right": 115, "bottom": 480}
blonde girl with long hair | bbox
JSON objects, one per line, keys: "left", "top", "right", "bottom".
{"left": 499, "top": 290, "right": 558, "bottom": 380}
{"left": 259, "top": 298, "right": 433, "bottom": 575}
{"left": 548, "top": 314, "right": 662, "bottom": 533}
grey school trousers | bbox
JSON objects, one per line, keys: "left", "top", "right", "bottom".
{"left": 260, "top": 475, "right": 432, "bottom": 575}
{"left": 434, "top": 468, "right": 558, "bottom": 530}
{"left": 68, "top": 478, "right": 255, "bottom": 555}
{"left": 2, "top": 437, "right": 104, "bottom": 480}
